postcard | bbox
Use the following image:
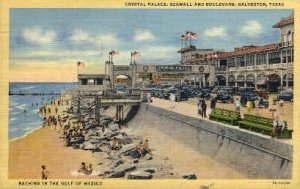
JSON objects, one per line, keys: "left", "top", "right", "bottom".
{"left": 0, "top": 0, "right": 299, "bottom": 188}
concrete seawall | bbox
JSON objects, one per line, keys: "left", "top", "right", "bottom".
{"left": 127, "top": 104, "right": 292, "bottom": 178}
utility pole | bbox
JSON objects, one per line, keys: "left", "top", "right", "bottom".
{"left": 77, "top": 91, "right": 81, "bottom": 116}
{"left": 130, "top": 52, "right": 133, "bottom": 95}
{"left": 95, "top": 95, "right": 100, "bottom": 124}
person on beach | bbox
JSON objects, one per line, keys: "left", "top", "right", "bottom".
{"left": 78, "top": 162, "right": 87, "bottom": 173}
{"left": 143, "top": 139, "right": 151, "bottom": 154}
{"left": 55, "top": 107, "right": 58, "bottom": 114}
{"left": 117, "top": 139, "right": 122, "bottom": 150}
{"left": 42, "top": 117, "right": 47, "bottom": 127}
{"left": 136, "top": 141, "right": 144, "bottom": 158}
{"left": 111, "top": 137, "right": 118, "bottom": 150}
{"left": 86, "top": 164, "right": 93, "bottom": 175}
{"left": 41, "top": 165, "right": 49, "bottom": 180}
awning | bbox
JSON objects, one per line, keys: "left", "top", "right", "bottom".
{"left": 255, "top": 79, "right": 266, "bottom": 85}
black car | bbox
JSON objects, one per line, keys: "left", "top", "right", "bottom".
{"left": 197, "top": 90, "right": 211, "bottom": 99}
{"left": 215, "top": 92, "right": 234, "bottom": 103}
{"left": 243, "top": 93, "right": 260, "bottom": 101}
{"left": 178, "top": 90, "right": 189, "bottom": 101}
{"left": 258, "top": 98, "right": 269, "bottom": 108}
{"left": 275, "top": 92, "right": 293, "bottom": 102}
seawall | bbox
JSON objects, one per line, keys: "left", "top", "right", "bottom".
{"left": 127, "top": 104, "right": 292, "bottom": 178}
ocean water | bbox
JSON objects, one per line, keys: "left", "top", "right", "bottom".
{"left": 9, "top": 82, "right": 77, "bottom": 140}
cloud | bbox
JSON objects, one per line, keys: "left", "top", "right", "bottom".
{"left": 69, "top": 29, "right": 90, "bottom": 43}
{"left": 240, "top": 20, "right": 262, "bottom": 37}
{"left": 69, "top": 29, "right": 119, "bottom": 48}
{"left": 96, "top": 34, "right": 119, "bottom": 47}
{"left": 21, "top": 27, "right": 57, "bottom": 45}
{"left": 133, "top": 30, "right": 155, "bottom": 41}
{"left": 203, "top": 26, "right": 228, "bottom": 38}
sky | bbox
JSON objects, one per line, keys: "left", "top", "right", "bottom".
{"left": 9, "top": 9, "right": 293, "bottom": 82}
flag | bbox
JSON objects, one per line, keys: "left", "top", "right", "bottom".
{"left": 185, "top": 31, "right": 198, "bottom": 39}
{"left": 131, "top": 51, "right": 141, "bottom": 58}
{"left": 110, "top": 50, "right": 120, "bottom": 57}
{"left": 77, "top": 61, "right": 85, "bottom": 69}
{"left": 190, "top": 32, "right": 198, "bottom": 39}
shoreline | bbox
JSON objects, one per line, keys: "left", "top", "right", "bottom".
{"left": 8, "top": 93, "right": 101, "bottom": 179}
{"left": 10, "top": 125, "right": 43, "bottom": 142}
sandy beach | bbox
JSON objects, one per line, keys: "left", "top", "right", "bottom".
{"left": 9, "top": 124, "right": 101, "bottom": 179}
{"left": 9, "top": 95, "right": 101, "bottom": 179}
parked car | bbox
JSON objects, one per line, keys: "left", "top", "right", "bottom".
{"left": 255, "top": 89, "right": 269, "bottom": 100}
{"left": 196, "top": 90, "right": 211, "bottom": 99}
{"left": 243, "top": 93, "right": 260, "bottom": 101}
{"left": 215, "top": 92, "right": 234, "bottom": 103}
{"left": 274, "top": 92, "right": 293, "bottom": 102}
{"left": 258, "top": 98, "right": 269, "bottom": 108}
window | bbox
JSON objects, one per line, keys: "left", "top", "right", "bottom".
{"left": 268, "top": 51, "right": 280, "bottom": 64}
{"left": 246, "top": 54, "right": 255, "bottom": 66}
{"left": 282, "top": 50, "right": 287, "bottom": 63}
{"left": 287, "top": 50, "right": 292, "bottom": 63}
{"left": 236, "top": 56, "right": 245, "bottom": 67}
{"left": 257, "top": 53, "right": 266, "bottom": 65}
{"left": 227, "top": 58, "right": 235, "bottom": 68}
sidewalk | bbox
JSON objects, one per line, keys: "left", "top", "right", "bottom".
{"left": 150, "top": 97, "right": 292, "bottom": 145}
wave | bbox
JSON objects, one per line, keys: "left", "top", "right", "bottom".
{"left": 10, "top": 126, "right": 43, "bottom": 142}
{"left": 19, "top": 86, "right": 37, "bottom": 90}
{"left": 9, "top": 117, "right": 17, "bottom": 121}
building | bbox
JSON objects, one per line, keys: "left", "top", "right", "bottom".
{"left": 77, "top": 74, "right": 110, "bottom": 86}
{"left": 178, "top": 15, "right": 294, "bottom": 92}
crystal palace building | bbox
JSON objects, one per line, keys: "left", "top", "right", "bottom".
{"left": 178, "top": 15, "right": 294, "bottom": 93}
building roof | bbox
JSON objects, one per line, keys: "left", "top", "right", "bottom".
{"left": 177, "top": 45, "right": 196, "bottom": 53}
{"left": 218, "top": 43, "right": 279, "bottom": 58}
{"left": 184, "top": 43, "right": 280, "bottom": 64}
{"left": 78, "top": 74, "right": 108, "bottom": 79}
{"left": 273, "top": 15, "right": 294, "bottom": 28}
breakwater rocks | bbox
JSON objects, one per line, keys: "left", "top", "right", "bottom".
{"left": 63, "top": 111, "right": 191, "bottom": 179}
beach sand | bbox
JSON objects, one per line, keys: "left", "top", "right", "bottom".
{"left": 9, "top": 95, "right": 101, "bottom": 179}
{"left": 9, "top": 126, "right": 100, "bottom": 179}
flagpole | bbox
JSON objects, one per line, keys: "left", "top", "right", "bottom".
{"left": 77, "top": 61, "right": 79, "bottom": 84}
{"left": 130, "top": 52, "right": 133, "bottom": 94}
